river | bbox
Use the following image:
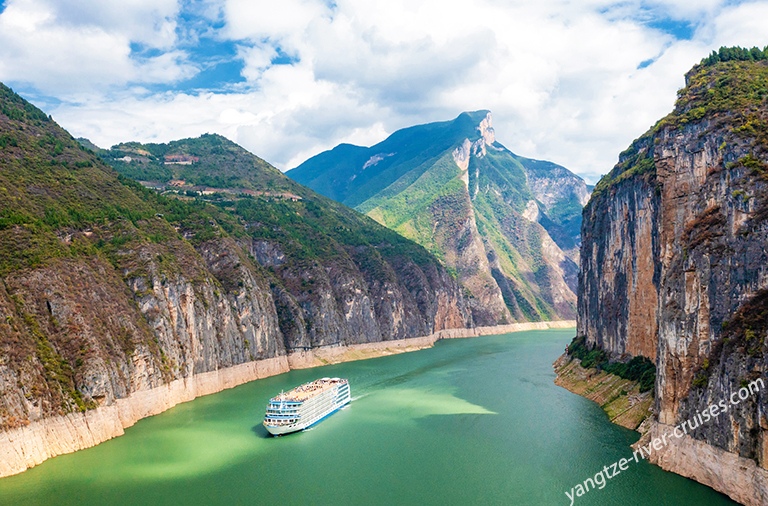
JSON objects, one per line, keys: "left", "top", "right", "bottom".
{"left": 0, "top": 329, "right": 736, "bottom": 505}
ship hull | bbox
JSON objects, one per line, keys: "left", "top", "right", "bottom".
{"left": 264, "top": 403, "right": 347, "bottom": 436}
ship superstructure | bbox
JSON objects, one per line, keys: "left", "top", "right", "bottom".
{"left": 263, "top": 378, "right": 350, "bottom": 435}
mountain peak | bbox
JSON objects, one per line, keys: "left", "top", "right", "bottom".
{"left": 289, "top": 111, "right": 587, "bottom": 323}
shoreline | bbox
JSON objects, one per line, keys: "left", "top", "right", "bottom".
{"left": 288, "top": 320, "right": 577, "bottom": 369}
{"left": 552, "top": 354, "right": 653, "bottom": 431}
{"left": 0, "top": 320, "right": 575, "bottom": 478}
{"left": 642, "top": 421, "right": 768, "bottom": 506}
{"left": 552, "top": 353, "right": 768, "bottom": 506}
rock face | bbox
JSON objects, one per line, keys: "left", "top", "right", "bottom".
{"left": 0, "top": 83, "right": 473, "bottom": 475}
{"left": 289, "top": 111, "right": 589, "bottom": 324}
{"left": 578, "top": 56, "right": 768, "bottom": 505}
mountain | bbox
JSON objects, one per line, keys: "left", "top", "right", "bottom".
{"left": 576, "top": 48, "right": 768, "bottom": 505}
{"left": 288, "top": 111, "right": 588, "bottom": 325}
{"left": 0, "top": 83, "right": 471, "bottom": 475}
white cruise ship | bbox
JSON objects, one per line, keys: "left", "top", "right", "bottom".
{"left": 263, "top": 378, "right": 351, "bottom": 436}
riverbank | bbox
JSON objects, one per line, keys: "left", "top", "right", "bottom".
{"left": 288, "top": 320, "right": 577, "bottom": 369}
{"left": 553, "top": 354, "right": 768, "bottom": 506}
{"left": 553, "top": 354, "right": 652, "bottom": 431}
{"left": 0, "top": 320, "right": 575, "bottom": 478}
{"left": 640, "top": 421, "right": 768, "bottom": 506}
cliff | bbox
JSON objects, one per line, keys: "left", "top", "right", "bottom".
{"left": 0, "top": 84, "right": 472, "bottom": 475}
{"left": 289, "top": 111, "right": 588, "bottom": 325}
{"left": 576, "top": 50, "right": 768, "bottom": 505}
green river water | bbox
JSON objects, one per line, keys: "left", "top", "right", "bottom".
{"left": 0, "top": 329, "right": 737, "bottom": 505}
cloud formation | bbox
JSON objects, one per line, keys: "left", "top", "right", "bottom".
{"left": 2, "top": 0, "right": 768, "bottom": 182}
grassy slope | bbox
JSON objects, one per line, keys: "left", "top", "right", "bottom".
{"left": 355, "top": 141, "right": 574, "bottom": 320}
{"left": 288, "top": 111, "right": 488, "bottom": 207}
{"left": 98, "top": 134, "right": 443, "bottom": 271}
{"left": 470, "top": 149, "right": 555, "bottom": 320}
{"left": 0, "top": 84, "right": 183, "bottom": 276}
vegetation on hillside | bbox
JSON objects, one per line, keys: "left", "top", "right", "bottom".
{"left": 0, "top": 85, "right": 172, "bottom": 275}
{"left": 566, "top": 335, "right": 656, "bottom": 393}
{"left": 701, "top": 46, "right": 768, "bottom": 66}
{"left": 98, "top": 134, "right": 296, "bottom": 192}
{"left": 98, "top": 134, "right": 441, "bottom": 271}
{"left": 469, "top": 150, "right": 556, "bottom": 321}
{"left": 289, "top": 111, "right": 490, "bottom": 207}
{"left": 590, "top": 46, "right": 768, "bottom": 200}
{"left": 0, "top": 83, "right": 197, "bottom": 417}
{"left": 289, "top": 110, "right": 585, "bottom": 322}
{"left": 590, "top": 134, "right": 655, "bottom": 199}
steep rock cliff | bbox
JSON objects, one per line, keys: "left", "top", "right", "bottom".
{"left": 578, "top": 53, "right": 768, "bottom": 504}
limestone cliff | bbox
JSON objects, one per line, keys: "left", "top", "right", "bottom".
{"left": 577, "top": 52, "right": 768, "bottom": 505}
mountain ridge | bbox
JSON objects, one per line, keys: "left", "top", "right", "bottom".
{"left": 289, "top": 111, "right": 588, "bottom": 324}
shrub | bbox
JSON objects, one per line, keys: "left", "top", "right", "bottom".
{"left": 566, "top": 335, "right": 656, "bottom": 393}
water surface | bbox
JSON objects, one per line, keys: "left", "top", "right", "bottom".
{"left": 0, "top": 330, "right": 737, "bottom": 505}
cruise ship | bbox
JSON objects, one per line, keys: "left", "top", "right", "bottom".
{"left": 263, "top": 378, "right": 351, "bottom": 436}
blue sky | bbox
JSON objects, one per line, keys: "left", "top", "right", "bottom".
{"left": 2, "top": 0, "right": 768, "bottom": 183}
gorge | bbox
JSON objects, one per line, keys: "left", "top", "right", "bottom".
{"left": 2, "top": 45, "right": 768, "bottom": 506}
{"left": 0, "top": 83, "right": 475, "bottom": 477}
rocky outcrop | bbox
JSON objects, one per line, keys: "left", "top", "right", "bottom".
{"left": 645, "top": 421, "right": 768, "bottom": 506}
{"left": 476, "top": 111, "right": 496, "bottom": 146}
{"left": 578, "top": 146, "right": 660, "bottom": 361}
{"left": 577, "top": 58, "right": 768, "bottom": 504}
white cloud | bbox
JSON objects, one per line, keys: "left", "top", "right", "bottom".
{"left": 0, "top": 0, "right": 192, "bottom": 96}
{"left": 5, "top": 0, "right": 768, "bottom": 183}
{"left": 223, "top": 0, "right": 330, "bottom": 51}
{"left": 707, "top": 2, "right": 768, "bottom": 48}
{"left": 237, "top": 44, "right": 278, "bottom": 83}
{"left": 45, "top": 0, "right": 180, "bottom": 47}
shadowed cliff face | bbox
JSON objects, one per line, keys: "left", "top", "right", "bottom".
{"left": 578, "top": 135, "right": 661, "bottom": 362}
{"left": 0, "top": 83, "right": 471, "bottom": 430}
{"left": 579, "top": 57, "right": 768, "bottom": 502}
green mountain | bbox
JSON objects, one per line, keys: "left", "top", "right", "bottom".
{"left": 288, "top": 111, "right": 588, "bottom": 324}
{"left": 0, "top": 83, "right": 470, "bottom": 441}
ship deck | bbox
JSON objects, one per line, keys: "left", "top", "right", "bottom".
{"left": 272, "top": 378, "right": 346, "bottom": 403}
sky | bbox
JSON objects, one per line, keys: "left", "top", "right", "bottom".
{"left": 2, "top": 1, "right": 768, "bottom": 183}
